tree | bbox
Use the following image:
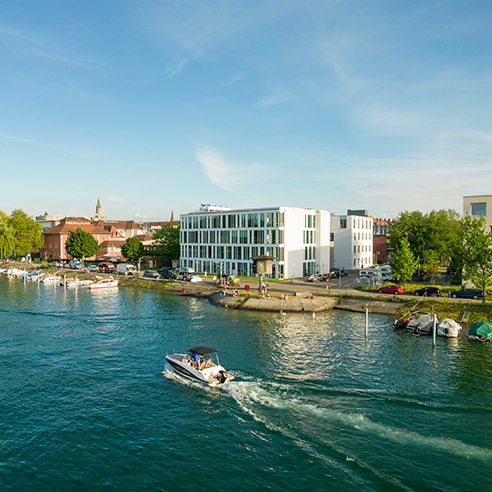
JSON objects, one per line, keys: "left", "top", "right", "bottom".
{"left": 389, "top": 209, "right": 461, "bottom": 266}
{"left": 391, "top": 237, "right": 418, "bottom": 288}
{"left": 121, "top": 237, "right": 144, "bottom": 263}
{"left": 8, "top": 209, "right": 44, "bottom": 256}
{"left": 460, "top": 215, "right": 492, "bottom": 301}
{"left": 152, "top": 224, "right": 180, "bottom": 262}
{"left": 0, "top": 211, "right": 15, "bottom": 259}
{"left": 422, "top": 250, "right": 440, "bottom": 284}
{"left": 65, "top": 227, "right": 98, "bottom": 260}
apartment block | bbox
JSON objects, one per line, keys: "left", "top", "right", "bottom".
{"left": 180, "top": 205, "right": 330, "bottom": 279}
{"left": 330, "top": 212, "right": 373, "bottom": 270}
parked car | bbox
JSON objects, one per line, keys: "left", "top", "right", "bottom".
{"left": 226, "top": 275, "right": 240, "bottom": 285}
{"left": 159, "top": 271, "right": 177, "bottom": 280}
{"left": 449, "top": 288, "right": 484, "bottom": 299}
{"left": 157, "top": 267, "right": 175, "bottom": 276}
{"left": 143, "top": 270, "right": 159, "bottom": 279}
{"left": 98, "top": 262, "right": 116, "bottom": 273}
{"left": 308, "top": 274, "right": 322, "bottom": 282}
{"left": 69, "top": 259, "right": 82, "bottom": 269}
{"left": 376, "top": 284, "right": 403, "bottom": 295}
{"left": 413, "top": 287, "right": 442, "bottom": 297}
{"left": 87, "top": 265, "right": 98, "bottom": 272}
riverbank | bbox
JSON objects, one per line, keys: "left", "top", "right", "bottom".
{"left": 3, "top": 262, "right": 491, "bottom": 320}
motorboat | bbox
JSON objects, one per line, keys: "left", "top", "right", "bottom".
{"left": 468, "top": 320, "right": 492, "bottom": 342}
{"left": 41, "top": 275, "right": 62, "bottom": 283}
{"left": 165, "top": 346, "right": 234, "bottom": 386}
{"left": 87, "top": 277, "right": 119, "bottom": 290}
{"left": 437, "top": 319, "right": 462, "bottom": 338}
{"left": 63, "top": 278, "right": 93, "bottom": 288}
{"left": 406, "top": 313, "right": 435, "bottom": 336}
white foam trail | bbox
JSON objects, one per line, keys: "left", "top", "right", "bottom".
{"left": 227, "top": 381, "right": 492, "bottom": 466}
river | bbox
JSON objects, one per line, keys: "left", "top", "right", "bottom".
{"left": 1, "top": 276, "right": 491, "bottom": 491}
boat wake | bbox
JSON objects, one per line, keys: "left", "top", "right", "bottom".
{"left": 225, "top": 379, "right": 492, "bottom": 467}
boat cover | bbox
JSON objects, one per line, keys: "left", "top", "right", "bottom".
{"left": 188, "top": 346, "right": 219, "bottom": 355}
{"left": 406, "top": 314, "right": 434, "bottom": 335}
{"left": 437, "top": 319, "right": 462, "bottom": 338}
{"left": 468, "top": 320, "right": 492, "bottom": 340}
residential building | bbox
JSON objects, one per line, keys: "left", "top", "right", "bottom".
{"left": 179, "top": 205, "right": 330, "bottom": 279}
{"left": 372, "top": 218, "right": 392, "bottom": 264}
{"left": 35, "top": 213, "right": 63, "bottom": 231}
{"left": 330, "top": 211, "right": 373, "bottom": 270}
{"left": 463, "top": 195, "right": 492, "bottom": 232}
{"left": 40, "top": 217, "right": 112, "bottom": 260}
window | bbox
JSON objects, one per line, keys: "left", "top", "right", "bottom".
{"left": 330, "top": 232, "right": 334, "bottom": 241}
{"left": 340, "top": 218, "right": 347, "bottom": 229}
{"left": 471, "top": 203, "right": 487, "bottom": 216}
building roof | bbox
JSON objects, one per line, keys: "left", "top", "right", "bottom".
{"left": 43, "top": 223, "right": 110, "bottom": 235}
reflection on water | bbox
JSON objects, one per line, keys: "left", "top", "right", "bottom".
{"left": 1, "top": 277, "right": 492, "bottom": 492}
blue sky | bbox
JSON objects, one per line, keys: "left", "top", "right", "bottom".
{"left": 1, "top": 0, "right": 492, "bottom": 221}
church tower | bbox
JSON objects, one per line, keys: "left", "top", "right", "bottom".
{"left": 93, "top": 197, "right": 106, "bottom": 221}
{"left": 170, "top": 210, "right": 174, "bottom": 221}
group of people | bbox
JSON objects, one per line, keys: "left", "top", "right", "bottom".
{"left": 221, "top": 286, "right": 239, "bottom": 297}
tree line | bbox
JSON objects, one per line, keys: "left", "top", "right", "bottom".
{"left": 389, "top": 209, "right": 492, "bottom": 300}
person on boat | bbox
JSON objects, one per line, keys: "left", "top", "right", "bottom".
{"left": 189, "top": 351, "right": 201, "bottom": 369}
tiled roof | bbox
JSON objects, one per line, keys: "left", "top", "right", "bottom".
{"left": 43, "top": 224, "right": 109, "bottom": 235}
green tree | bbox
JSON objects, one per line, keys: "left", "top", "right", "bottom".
{"left": 152, "top": 224, "right": 180, "bottom": 262}
{"left": 65, "top": 227, "right": 98, "bottom": 261}
{"left": 8, "top": 209, "right": 44, "bottom": 256}
{"left": 422, "top": 250, "right": 440, "bottom": 284}
{"left": 389, "top": 209, "right": 461, "bottom": 270}
{"left": 391, "top": 237, "right": 418, "bottom": 288}
{"left": 460, "top": 215, "right": 492, "bottom": 301}
{"left": 121, "top": 236, "right": 144, "bottom": 263}
{"left": 0, "top": 211, "right": 15, "bottom": 259}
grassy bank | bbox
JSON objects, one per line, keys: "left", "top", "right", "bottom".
{"left": 394, "top": 298, "right": 492, "bottom": 324}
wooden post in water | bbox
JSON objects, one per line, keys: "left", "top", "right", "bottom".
{"left": 365, "top": 307, "right": 369, "bottom": 338}
{"left": 432, "top": 314, "right": 437, "bottom": 347}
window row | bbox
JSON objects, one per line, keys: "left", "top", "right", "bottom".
{"left": 182, "top": 212, "right": 285, "bottom": 230}
{"left": 181, "top": 245, "right": 284, "bottom": 262}
{"left": 182, "top": 229, "right": 284, "bottom": 245}
{"left": 354, "top": 244, "right": 372, "bottom": 254}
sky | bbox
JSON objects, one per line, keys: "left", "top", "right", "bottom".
{"left": 1, "top": 0, "right": 492, "bottom": 221}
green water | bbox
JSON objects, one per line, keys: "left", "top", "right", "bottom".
{"left": 1, "top": 276, "right": 491, "bottom": 491}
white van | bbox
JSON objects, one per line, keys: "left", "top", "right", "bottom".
{"left": 178, "top": 267, "right": 196, "bottom": 280}
{"left": 359, "top": 268, "right": 383, "bottom": 278}
{"left": 116, "top": 264, "right": 136, "bottom": 276}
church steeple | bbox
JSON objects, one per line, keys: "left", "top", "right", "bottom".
{"left": 170, "top": 210, "right": 174, "bottom": 221}
{"left": 93, "top": 197, "right": 105, "bottom": 221}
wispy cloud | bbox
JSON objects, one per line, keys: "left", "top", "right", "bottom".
{"left": 0, "top": 24, "right": 104, "bottom": 70}
{"left": 194, "top": 144, "right": 272, "bottom": 191}
{"left": 0, "top": 133, "right": 100, "bottom": 159}
{"left": 254, "top": 88, "right": 297, "bottom": 108}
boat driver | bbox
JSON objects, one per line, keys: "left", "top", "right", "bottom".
{"left": 189, "top": 351, "right": 201, "bottom": 369}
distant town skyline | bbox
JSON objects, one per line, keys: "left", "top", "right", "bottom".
{"left": 1, "top": 1, "right": 492, "bottom": 219}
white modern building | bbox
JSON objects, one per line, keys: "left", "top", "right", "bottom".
{"left": 463, "top": 195, "right": 492, "bottom": 232}
{"left": 180, "top": 205, "right": 330, "bottom": 279}
{"left": 330, "top": 212, "right": 374, "bottom": 270}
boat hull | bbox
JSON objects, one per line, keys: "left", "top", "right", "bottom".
{"left": 165, "top": 353, "right": 233, "bottom": 386}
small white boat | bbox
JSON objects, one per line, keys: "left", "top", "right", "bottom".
{"left": 87, "top": 277, "right": 118, "bottom": 290}
{"left": 41, "top": 275, "right": 62, "bottom": 284}
{"left": 64, "top": 278, "right": 93, "bottom": 288}
{"left": 165, "top": 347, "right": 234, "bottom": 386}
{"left": 437, "top": 319, "right": 462, "bottom": 338}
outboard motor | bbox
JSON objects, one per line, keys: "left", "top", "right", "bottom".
{"left": 218, "top": 370, "right": 227, "bottom": 384}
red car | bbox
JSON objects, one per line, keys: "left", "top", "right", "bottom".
{"left": 376, "top": 284, "right": 403, "bottom": 295}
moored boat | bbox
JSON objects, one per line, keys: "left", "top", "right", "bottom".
{"left": 165, "top": 347, "right": 234, "bottom": 386}
{"left": 437, "top": 319, "right": 462, "bottom": 338}
{"left": 87, "top": 277, "right": 118, "bottom": 290}
{"left": 468, "top": 320, "right": 492, "bottom": 342}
